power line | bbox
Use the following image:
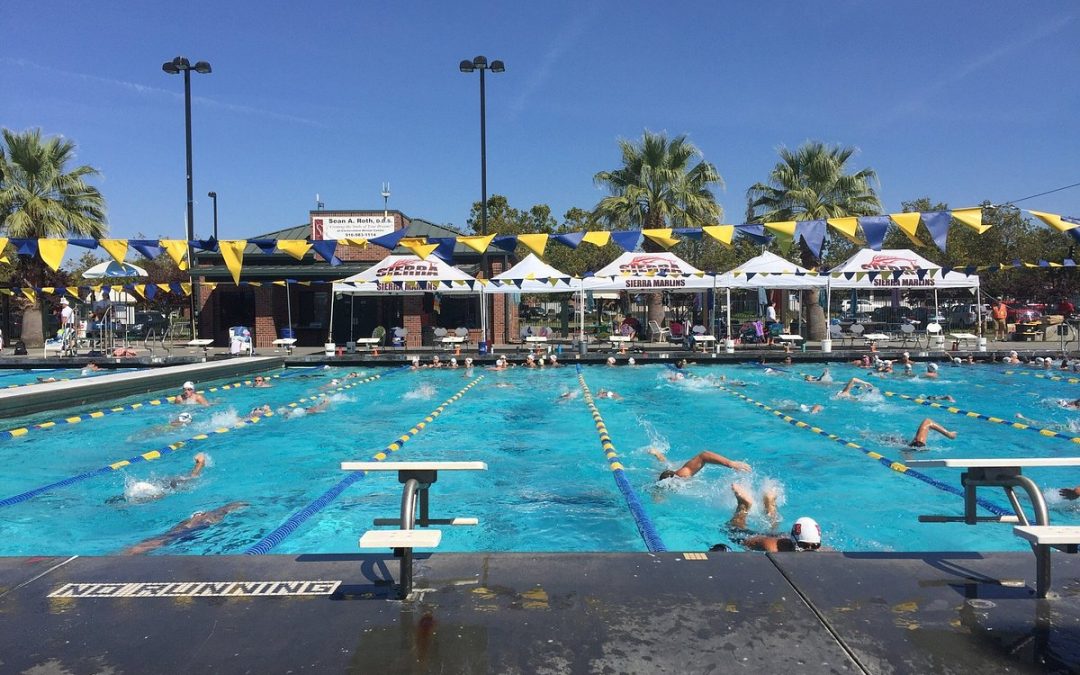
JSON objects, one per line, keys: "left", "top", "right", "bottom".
{"left": 1000, "top": 180, "right": 1080, "bottom": 207}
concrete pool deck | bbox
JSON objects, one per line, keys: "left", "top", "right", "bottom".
{"left": 1, "top": 551, "right": 1078, "bottom": 672}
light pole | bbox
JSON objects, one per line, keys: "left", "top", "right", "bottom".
{"left": 163, "top": 55, "right": 212, "bottom": 337}
{"left": 459, "top": 55, "right": 504, "bottom": 347}
{"left": 208, "top": 191, "right": 218, "bottom": 239}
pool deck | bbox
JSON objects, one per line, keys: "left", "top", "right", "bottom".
{"left": 1, "top": 551, "right": 1078, "bottom": 672}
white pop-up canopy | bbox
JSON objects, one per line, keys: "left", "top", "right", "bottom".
{"left": 332, "top": 254, "right": 479, "bottom": 295}
{"left": 581, "top": 251, "right": 715, "bottom": 291}
{"left": 713, "top": 251, "right": 826, "bottom": 289}
{"left": 487, "top": 253, "right": 576, "bottom": 294}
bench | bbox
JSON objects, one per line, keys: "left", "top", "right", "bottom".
{"left": 353, "top": 337, "right": 381, "bottom": 352}
{"left": 271, "top": 338, "right": 297, "bottom": 355}
{"left": 690, "top": 335, "right": 717, "bottom": 352}
{"left": 1013, "top": 526, "right": 1080, "bottom": 598}
{"left": 607, "top": 335, "right": 632, "bottom": 352}
{"left": 186, "top": 338, "right": 214, "bottom": 356}
{"left": 948, "top": 332, "right": 979, "bottom": 349}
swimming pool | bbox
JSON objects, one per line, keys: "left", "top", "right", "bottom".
{"left": 0, "top": 366, "right": 134, "bottom": 388}
{"left": 0, "top": 361, "right": 1077, "bottom": 556}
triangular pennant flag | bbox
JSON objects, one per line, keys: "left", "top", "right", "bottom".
{"left": 311, "top": 240, "right": 341, "bottom": 265}
{"left": 763, "top": 221, "right": 797, "bottom": 238}
{"left": 193, "top": 237, "right": 219, "bottom": 252}
{"left": 673, "top": 227, "right": 704, "bottom": 240}
{"left": 745, "top": 272, "right": 756, "bottom": 281}
{"left": 402, "top": 241, "right": 439, "bottom": 260}
{"left": 68, "top": 239, "right": 99, "bottom": 250}
{"left": 581, "top": 231, "right": 611, "bottom": 248}
{"left": 38, "top": 239, "right": 68, "bottom": 271}
{"left": 491, "top": 235, "right": 518, "bottom": 253}
{"left": 702, "top": 225, "right": 734, "bottom": 246}
{"left": 553, "top": 232, "right": 586, "bottom": 249}
{"left": 143, "top": 284, "right": 158, "bottom": 300}
{"left": 338, "top": 238, "right": 368, "bottom": 248}
{"left": 951, "top": 208, "right": 990, "bottom": 234}
{"left": 99, "top": 239, "right": 129, "bottom": 264}
{"left": 458, "top": 234, "right": 495, "bottom": 254}
{"left": 922, "top": 211, "right": 953, "bottom": 252}
{"left": 641, "top": 228, "right": 679, "bottom": 249}
{"left": 157, "top": 283, "right": 171, "bottom": 294}
{"left": 892, "top": 270, "right": 903, "bottom": 280}
{"left": 888, "top": 212, "right": 924, "bottom": 246}
{"left": 796, "top": 219, "right": 827, "bottom": 259}
{"left": 430, "top": 238, "right": 457, "bottom": 263}
{"left": 0, "top": 237, "right": 8, "bottom": 264}
{"left": 857, "top": 216, "right": 891, "bottom": 251}
{"left": 826, "top": 217, "right": 861, "bottom": 243}
{"left": 774, "top": 232, "right": 795, "bottom": 257}
{"left": 130, "top": 239, "right": 163, "bottom": 261}
{"left": 277, "top": 239, "right": 313, "bottom": 260}
{"left": 517, "top": 233, "right": 549, "bottom": 257}
{"left": 219, "top": 240, "right": 247, "bottom": 284}
{"left": 867, "top": 271, "right": 879, "bottom": 282}
{"left": 610, "top": 230, "right": 642, "bottom": 252}
{"left": 12, "top": 239, "right": 38, "bottom": 256}
{"left": 1029, "top": 210, "right": 1079, "bottom": 232}
{"left": 844, "top": 272, "right": 855, "bottom": 280}
{"left": 916, "top": 268, "right": 927, "bottom": 280}
{"left": 369, "top": 229, "right": 407, "bottom": 251}
{"left": 22, "top": 288, "right": 36, "bottom": 303}
{"left": 248, "top": 239, "right": 278, "bottom": 255}
{"left": 733, "top": 224, "right": 773, "bottom": 245}
{"left": 855, "top": 272, "right": 867, "bottom": 282}
{"left": 160, "top": 240, "right": 190, "bottom": 270}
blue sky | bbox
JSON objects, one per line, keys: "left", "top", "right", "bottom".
{"left": 3, "top": 1, "right": 1078, "bottom": 241}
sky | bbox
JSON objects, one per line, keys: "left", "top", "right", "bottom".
{"left": 3, "top": 1, "right": 1079, "bottom": 242}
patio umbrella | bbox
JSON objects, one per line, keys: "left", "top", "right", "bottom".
{"left": 82, "top": 260, "right": 149, "bottom": 279}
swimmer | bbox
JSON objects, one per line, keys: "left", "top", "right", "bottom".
{"left": 1005, "top": 350, "right": 1020, "bottom": 364}
{"left": 595, "top": 388, "right": 622, "bottom": 400}
{"left": 1058, "top": 486, "right": 1080, "bottom": 500}
{"left": 838, "top": 377, "right": 873, "bottom": 398}
{"left": 923, "top": 394, "right": 955, "bottom": 402}
{"left": 675, "top": 359, "right": 689, "bottom": 369}
{"left": 876, "top": 360, "right": 893, "bottom": 374}
{"left": 782, "top": 355, "right": 793, "bottom": 365}
{"left": 799, "top": 404, "right": 824, "bottom": 414}
{"left": 966, "top": 355, "right": 976, "bottom": 365}
{"left": 803, "top": 368, "right": 830, "bottom": 383}
{"left": 172, "top": 411, "right": 194, "bottom": 427}
{"left": 606, "top": 356, "right": 617, "bottom": 366}
{"left": 899, "top": 352, "right": 912, "bottom": 366}
{"left": 248, "top": 404, "right": 272, "bottom": 417}
{"left": 548, "top": 355, "right": 561, "bottom": 367}
{"left": 719, "top": 484, "right": 823, "bottom": 552}
{"left": 850, "top": 355, "right": 872, "bottom": 368}
{"left": 251, "top": 375, "right": 271, "bottom": 388}
{"left": 175, "top": 381, "right": 210, "bottom": 406}
{"left": 651, "top": 448, "right": 750, "bottom": 480}
{"left": 667, "top": 371, "right": 686, "bottom": 382}
{"left": 1059, "top": 399, "right": 1080, "bottom": 410}
{"left": 167, "top": 452, "right": 207, "bottom": 489}
{"left": 110, "top": 453, "right": 207, "bottom": 505}
{"left": 304, "top": 396, "right": 331, "bottom": 414}
{"left": 488, "top": 357, "right": 510, "bottom": 371}
{"left": 121, "top": 501, "right": 247, "bottom": 555}
{"left": 627, "top": 357, "right": 637, "bottom": 366}
{"left": 431, "top": 355, "right": 444, "bottom": 368}
{"left": 924, "top": 363, "right": 939, "bottom": 379}
{"left": 558, "top": 389, "right": 580, "bottom": 402}
{"left": 525, "top": 354, "right": 538, "bottom": 368}
{"left": 81, "top": 362, "right": 102, "bottom": 376}
{"left": 464, "top": 357, "right": 474, "bottom": 369}
{"left": 908, "top": 418, "right": 957, "bottom": 448}
{"left": 410, "top": 357, "right": 422, "bottom": 370}
{"left": 449, "top": 357, "right": 459, "bottom": 369}
{"left": 901, "top": 363, "right": 914, "bottom": 376}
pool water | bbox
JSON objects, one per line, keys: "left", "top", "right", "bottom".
{"left": 0, "top": 366, "right": 132, "bottom": 388}
{"left": 0, "top": 361, "right": 1077, "bottom": 556}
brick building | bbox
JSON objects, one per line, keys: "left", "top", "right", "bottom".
{"left": 193, "top": 210, "right": 517, "bottom": 349}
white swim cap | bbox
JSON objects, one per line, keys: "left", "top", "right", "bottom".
{"left": 550, "top": 355, "right": 558, "bottom": 361}
{"left": 1034, "top": 357, "right": 1044, "bottom": 364}
{"left": 465, "top": 357, "right": 473, "bottom": 364}
{"left": 628, "top": 357, "right": 636, "bottom": 365}
{"left": 790, "top": 517, "right": 821, "bottom": 546}
{"left": 928, "top": 363, "right": 938, "bottom": 371}
{"left": 902, "top": 352, "right": 910, "bottom": 358}
{"left": 607, "top": 356, "right": 616, "bottom": 364}
{"left": 1010, "top": 350, "right": 1018, "bottom": 356}
{"left": 178, "top": 412, "right": 192, "bottom": 423}
{"left": 526, "top": 354, "right": 535, "bottom": 360}
{"left": 450, "top": 357, "right": 457, "bottom": 365}
{"left": 183, "top": 381, "right": 195, "bottom": 390}
{"left": 953, "top": 357, "right": 962, "bottom": 365}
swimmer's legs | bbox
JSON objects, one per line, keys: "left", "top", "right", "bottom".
{"left": 728, "top": 484, "right": 753, "bottom": 530}
{"left": 762, "top": 487, "right": 780, "bottom": 530}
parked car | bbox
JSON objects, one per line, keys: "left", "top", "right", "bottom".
{"left": 128, "top": 311, "right": 169, "bottom": 338}
{"left": 948, "top": 304, "right": 990, "bottom": 328}
{"left": 912, "top": 307, "right": 946, "bottom": 325}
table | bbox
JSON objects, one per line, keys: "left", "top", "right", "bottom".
{"left": 948, "top": 332, "right": 979, "bottom": 348}
{"left": 524, "top": 335, "right": 550, "bottom": 353}
{"left": 862, "top": 332, "right": 890, "bottom": 345}
{"left": 607, "top": 335, "right": 632, "bottom": 351}
{"left": 690, "top": 334, "right": 717, "bottom": 352}
{"left": 271, "top": 338, "right": 297, "bottom": 355}
{"left": 908, "top": 457, "right": 1080, "bottom": 597}
{"left": 438, "top": 335, "right": 466, "bottom": 351}
{"left": 186, "top": 339, "right": 214, "bottom": 356}
{"left": 777, "top": 334, "right": 803, "bottom": 347}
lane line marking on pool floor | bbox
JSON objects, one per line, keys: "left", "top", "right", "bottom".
{"left": 0, "top": 371, "right": 296, "bottom": 442}
{"left": 1003, "top": 369, "right": 1080, "bottom": 385}
{"left": 245, "top": 375, "right": 485, "bottom": 555}
{"left": 711, "top": 383, "right": 1012, "bottom": 517}
{"left": 882, "top": 390, "right": 1080, "bottom": 445}
{"left": 0, "top": 373, "right": 387, "bottom": 509}
{"left": 48, "top": 580, "right": 341, "bottom": 598}
{"left": 576, "top": 367, "right": 667, "bottom": 553}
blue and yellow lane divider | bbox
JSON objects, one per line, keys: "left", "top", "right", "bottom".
{"left": 713, "top": 384, "right": 1012, "bottom": 517}
{"left": 1003, "top": 369, "right": 1080, "bottom": 385}
{"left": 0, "top": 372, "right": 385, "bottom": 509}
{"left": 575, "top": 366, "right": 666, "bottom": 552}
{"left": 245, "top": 375, "right": 485, "bottom": 555}
{"left": 882, "top": 390, "right": 1080, "bottom": 445}
{"left": 0, "top": 372, "right": 292, "bottom": 442}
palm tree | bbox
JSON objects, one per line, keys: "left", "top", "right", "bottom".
{"left": 746, "top": 141, "right": 880, "bottom": 340}
{"left": 0, "top": 128, "right": 108, "bottom": 345}
{"left": 593, "top": 131, "right": 723, "bottom": 330}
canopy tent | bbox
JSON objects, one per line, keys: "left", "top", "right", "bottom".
{"left": 824, "top": 248, "right": 982, "bottom": 334}
{"left": 712, "top": 251, "right": 826, "bottom": 343}
{"left": 487, "top": 253, "right": 576, "bottom": 294}
{"left": 581, "top": 251, "right": 714, "bottom": 291}
{"left": 82, "top": 260, "right": 149, "bottom": 279}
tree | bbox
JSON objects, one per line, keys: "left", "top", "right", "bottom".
{"left": 746, "top": 141, "right": 881, "bottom": 339}
{"left": 593, "top": 131, "right": 724, "bottom": 327}
{"left": 0, "top": 128, "right": 108, "bottom": 344}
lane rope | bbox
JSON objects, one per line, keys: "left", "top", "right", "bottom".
{"left": 0, "top": 373, "right": 386, "bottom": 508}
{"left": 575, "top": 365, "right": 667, "bottom": 552}
{"left": 244, "top": 375, "right": 485, "bottom": 555}
{"left": 0, "top": 371, "right": 298, "bottom": 442}
{"left": 709, "top": 382, "right": 1011, "bottom": 517}
{"left": 1003, "top": 369, "right": 1080, "bottom": 385}
{"left": 883, "top": 390, "right": 1080, "bottom": 445}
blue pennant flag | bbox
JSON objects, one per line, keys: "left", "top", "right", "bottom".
{"left": 857, "top": 216, "right": 891, "bottom": 251}
{"left": 430, "top": 238, "right": 457, "bottom": 263}
{"left": 12, "top": 239, "right": 37, "bottom": 256}
{"left": 143, "top": 285, "right": 157, "bottom": 300}
{"left": 734, "top": 224, "right": 773, "bottom": 245}
{"left": 916, "top": 268, "right": 928, "bottom": 280}
{"left": 553, "top": 232, "right": 585, "bottom": 249}
{"left": 610, "top": 230, "right": 643, "bottom": 251}
{"left": 491, "top": 235, "right": 518, "bottom": 253}
{"left": 921, "top": 211, "right": 952, "bottom": 252}
{"left": 369, "top": 229, "right": 406, "bottom": 250}
{"left": 249, "top": 239, "right": 277, "bottom": 255}
{"left": 796, "top": 219, "right": 827, "bottom": 259}
{"left": 673, "top": 227, "right": 703, "bottom": 240}
{"left": 867, "top": 271, "right": 879, "bottom": 282}
{"left": 130, "top": 240, "right": 163, "bottom": 260}
{"left": 310, "top": 240, "right": 341, "bottom": 266}
{"left": 193, "top": 237, "right": 218, "bottom": 252}
{"left": 68, "top": 239, "right": 99, "bottom": 250}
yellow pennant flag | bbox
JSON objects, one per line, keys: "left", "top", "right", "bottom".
{"left": 38, "top": 239, "right": 68, "bottom": 271}
{"left": 272, "top": 280, "right": 287, "bottom": 287}
{"left": 826, "top": 217, "right": 861, "bottom": 243}
{"left": 581, "top": 231, "right": 611, "bottom": 247}
{"left": 517, "top": 233, "right": 549, "bottom": 257}
{"left": 156, "top": 283, "right": 171, "bottom": 294}
{"left": 951, "top": 208, "right": 991, "bottom": 234}
{"left": 22, "top": 288, "right": 36, "bottom": 303}
{"left": 219, "top": 240, "right": 247, "bottom": 284}
{"left": 702, "top": 225, "right": 734, "bottom": 246}
{"left": 402, "top": 240, "right": 439, "bottom": 260}
{"left": 458, "top": 234, "right": 495, "bottom": 254}
{"left": 1029, "top": 210, "right": 1078, "bottom": 232}
{"left": 889, "top": 212, "right": 924, "bottom": 246}
{"left": 641, "top": 228, "right": 679, "bottom": 249}
{"left": 99, "top": 239, "right": 129, "bottom": 264}
{"left": 160, "top": 240, "right": 190, "bottom": 270}
{"left": 763, "top": 221, "right": 797, "bottom": 239}
{"left": 277, "top": 239, "right": 313, "bottom": 260}
{"left": 339, "top": 238, "right": 368, "bottom": 248}
{"left": 133, "top": 284, "right": 147, "bottom": 298}
{"left": 0, "top": 237, "right": 9, "bottom": 264}
{"left": 180, "top": 282, "right": 193, "bottom": 296}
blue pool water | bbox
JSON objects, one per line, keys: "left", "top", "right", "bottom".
{"left": 0, "top": 361, "right": 1078, "bottom": 556}
{"left": 0, "top": 366, "right": 137, "bottom": 388}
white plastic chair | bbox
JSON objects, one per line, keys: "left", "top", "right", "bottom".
{"left": 849, "top": 323, "right": 865, "bottom": 341}
{"left": 648, "top": 320, "right": 670, "bottom": 343}
{"left": 926, "top": 322, "right": 943, "bottom": 348}
{"left": 392, "top": 327, "right": 408, "bottom": 347}
{"left": 897, "top": 322, "right": 916, "bottom": 346}
{"left": 828, "top": 323, "right": 849, "bottom": 346}
{"left": 229, "top": 326, "right": 253, "bottom": 356}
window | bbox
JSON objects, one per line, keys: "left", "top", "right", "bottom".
{"left": 437, "top": 296, "right": 478, "bottom": 328}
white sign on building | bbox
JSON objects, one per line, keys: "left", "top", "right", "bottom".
{"left": 311, "top": 214, "right": 395, "bottom": 240}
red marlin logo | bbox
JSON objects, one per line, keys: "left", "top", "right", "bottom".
{"left": 619, "top": 255, "right": 683, "bottom": 275}
{"left": 860, "top": 254, "right": 918, "bottom": 271}
{"left": 374, "top": 259, "right": 438, "bottom": 277}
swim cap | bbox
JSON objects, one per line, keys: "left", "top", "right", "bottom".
{"left": 526, "top": 354, "right": 535, "bottom": 360}
{"left": 1034, "top": 357, "right": 1044, "bottom": 364}
{"left": 607, "top": 357, "right": 616, "bottom": 364}
{"left": 1010, "top": 350, "right": 1018, "bottom": 356}
{"left": 928, "top": 363, "right": 938, "bottom": 371}
{"left": 628, "top": 357, "right": 636, "bottom": 365}
{"left": 450, "top": 357, "right": 457, "bottom": 365}
{"left": 902, "top": 352, "right": 910, "bottom": 358}
{"left": 952, "top": 357, "right": 962, "bottom": 365}
{"left": 178, "top": 412, "right": 192, "bottom": 423}
{"left": 790, "top": 517, "right": 821, "bottom": 545}
{"left": 183, "top": 381, "right": 195, "bottom": 390}
{"left": 550, "top": 355, "right": 558, "bottom": 361}
{"left": 465, "top": 357, "right": 473, "bottom": 364}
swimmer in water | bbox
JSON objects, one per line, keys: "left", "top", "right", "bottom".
{"left": 804, "top": 368, "right": 830, "bottom": 382}
{"left": 717, "top": 484, "right": 823, "bottom": 552}
{"left": 121, "top": 501, "right": 247, "bottom": 555}
{"left": 924, "top": 363, "right": 939, "bottom": 379}
{"left": 81, "top": 362, "right": 102, "bottom": 376}
{"left": 175, "top": 381, "right": 210, "bottom": 406}
{"left": 799, "top": 404, "right": 824, "bottom": 414}
{"left": 110, "top": 453, "right": 208, "bottom": 504}
{"left": 837, "top": 377, "right": 873, "bottom": 398}
{"left": 1058, "top": 486, "right": 1080, "bottom": 500}
{"left": 251, "top": 375, "right": 271, "bottom": 388}
{"left": 248, "top": 404, "right": 272, "bottom": 417}
{"left": 650, "top": 448, "right": 750, "bottom": 481}
{"left": 595, "top": 388, "right": 622, "bottom": 400}
{"left": 908, "top": 418, "right": 957, "bottom": 448}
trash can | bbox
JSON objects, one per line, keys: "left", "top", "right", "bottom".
{"left": 280, "top": 328, "right": 295, "bottom": 340}
{"left": 478, "top": 340, "right": 488, "bottom": 355}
